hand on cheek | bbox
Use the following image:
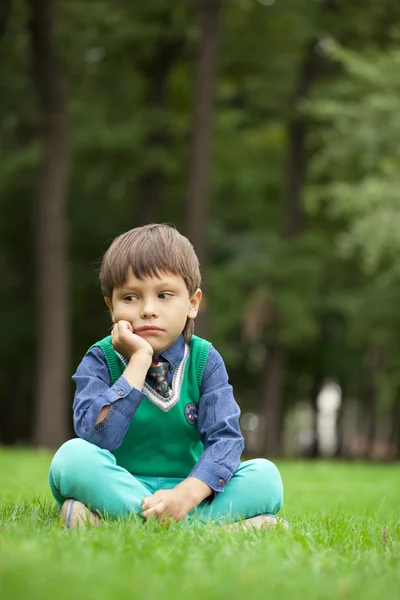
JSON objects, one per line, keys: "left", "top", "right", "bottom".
{"left": 111, "top": 321, "right": 153, "bottom": 358}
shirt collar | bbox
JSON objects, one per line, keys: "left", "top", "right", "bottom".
{"left": 154, "top": 334, "right": 185, "bottom": 369}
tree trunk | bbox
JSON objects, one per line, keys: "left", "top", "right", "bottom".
{"left": 389, "top": 393, "right": 400, "bottom": 460}
{"left": 361, "top": 346, "right": 381, "bottom": 459}
{"left": 259, "top": 345, "right": 286, "bottom": 457}
{"left": 186, "top": 0, "right": 222, "bottom": 337}
{"left": 363, "top": 380, "right": 377, "bottom": 459}
{"left": 308, "top": 317, "right": 331, "bottom": 457}
{"left": 390, "top": 390, "right": 400, "bottom": 460}
{"left": 137, "top": 15, "right": 184, "bottom": 225}
{"left": 309, "top": 373, "right": 323, "bottom": 458}
{"left": 137, "top": 71, "right": 169, "bottom": 225}
{"left": 28, "top": 0, "right": 70, "bottom": 448}
{"left": 334, "top": 383, "right": 345, "bottom": 458}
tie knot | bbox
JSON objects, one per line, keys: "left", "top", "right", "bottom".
{"left": 149, "top": 360, "right": 168, "bottom": 378}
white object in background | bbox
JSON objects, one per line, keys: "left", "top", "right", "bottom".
{"left": 317, "top": 381, "right": 342, "bottom": 456}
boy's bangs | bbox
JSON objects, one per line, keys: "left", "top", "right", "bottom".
{"left": 100, "top": 224, "right": 201, "bottom": 299}
{"left": 128, "top": 241, "right": 182, "bottom": 282}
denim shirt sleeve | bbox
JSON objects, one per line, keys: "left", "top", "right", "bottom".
{"left": 72, "top": 346, "right": 146, "bottom": 451}
{"left": 188, "top": 346, "right": 244, "bottom": 493}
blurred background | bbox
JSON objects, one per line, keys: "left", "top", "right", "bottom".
{"left": 1, "top": 0, "right": 400, "bottom": 460}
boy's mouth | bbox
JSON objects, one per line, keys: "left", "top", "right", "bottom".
{"left": 135, "top": 326, "right": 164, "bottom": 333}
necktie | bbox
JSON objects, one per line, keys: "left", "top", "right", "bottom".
{"left": 148, "top": 360, "right": 172, "bottom": 399}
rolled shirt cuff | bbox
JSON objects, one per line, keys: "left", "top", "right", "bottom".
{"left": 189, "top": 461, "right": 233, "bottom": 493}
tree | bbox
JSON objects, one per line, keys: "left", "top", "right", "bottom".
{"left": 136, "top": 4, "right": 187, "bottom": 226}
{"left": 28, "top": 0, "right": 70, "bottom": 448}
{"left": 186, "top": 0, "right": 222, "bottom": 337}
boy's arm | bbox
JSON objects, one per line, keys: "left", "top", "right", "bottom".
{"left": 74, "top": 320, "right": 153, "bottom": 450}
{"left": 95, "top": 351, "right": 152, "bottom": 423}
{"left": 188, "top": 346, "right": 244, "bottom": 493}
{"left": 73, "top": 347, "right": 148, "bottom": 451}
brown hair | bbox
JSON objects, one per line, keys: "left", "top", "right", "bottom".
{"left": 100, "top": 224, "right": 202, "bottom": 341}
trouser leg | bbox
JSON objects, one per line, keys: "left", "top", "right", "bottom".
{"left": 49, "top": 438, "right": 152, "bottom": 518}
{"left": 197, "top": 458, "right": 284, "bottom": 524}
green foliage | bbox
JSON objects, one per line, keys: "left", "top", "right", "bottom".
{"left": 302, "top": 33, "right": 400, "bottom": 405}
{"left": 307, "top": 38, "right": 400, "bottom": 271}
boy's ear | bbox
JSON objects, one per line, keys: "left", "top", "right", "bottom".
{"left": 104, "top": 297, "right": 115, "bottom": 321}
{"left": 188, "top": 288, "right": 202, "bottom": 319}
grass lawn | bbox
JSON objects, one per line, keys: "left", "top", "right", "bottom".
{"left": 0, "top": 449, "right": 398, "bottom": 600}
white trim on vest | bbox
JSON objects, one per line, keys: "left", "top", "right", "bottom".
{"left": 116, "top": 344, "right": 190, "bottom": 412}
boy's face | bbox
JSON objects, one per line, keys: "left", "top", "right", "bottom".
{"left": 104, "top": 268, "right": 202, "bottom": 354}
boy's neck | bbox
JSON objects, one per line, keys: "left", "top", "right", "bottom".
{"left": 153, "top": 333, "right": 184, "bottom": 362}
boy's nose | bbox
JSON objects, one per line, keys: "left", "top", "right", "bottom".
{"left": 140, "top": 304, "right": 158, "bottom": 318}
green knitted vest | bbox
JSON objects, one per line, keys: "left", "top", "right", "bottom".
{"left": 91, "top": 335, "right": 211, "bottom": 477}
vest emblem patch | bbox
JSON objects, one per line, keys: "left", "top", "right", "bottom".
{"left": 184, "top": 402, "right": 198, "bottom": 425}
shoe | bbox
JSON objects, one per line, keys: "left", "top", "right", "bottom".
{"left": 60, "top": 499, "right": 101, "bottom": 528}
{"left": 228, "top": 514, "right": 289, "bottom": 532}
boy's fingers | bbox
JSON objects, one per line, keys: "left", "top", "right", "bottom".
{"left": 142, "top": 490, "right": 165, "bottom": 506}
{"left": 159, "top": 508, "right": 175, "bottom": 524}
{"left": 117, "top": 320, "right": 132, "bottom": 333}
{"left": 142, "top": 501, "right": 165, "bottom": 520}
{"left": 141, "top": 494, "right": 158, "bottom": 510}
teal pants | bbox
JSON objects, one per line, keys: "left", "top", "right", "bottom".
{"left": 49, "top": 439, "right": 283, "bottom": 524}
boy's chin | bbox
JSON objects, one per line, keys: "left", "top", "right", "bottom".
{"left": 148, "top": 340, "right": 164, "bottom": 353}
{"left": 150, "top": 339, "right": 174, "bottom": 355}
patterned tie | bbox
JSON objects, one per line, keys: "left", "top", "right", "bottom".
{"left": 148, "top": 360, "right": 172, "bottom": 399}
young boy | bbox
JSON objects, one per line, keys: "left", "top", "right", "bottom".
{"left": 49, "top": 224, "right": 285, "bottom": 528}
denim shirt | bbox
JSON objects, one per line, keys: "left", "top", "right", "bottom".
{"left": 72, "top": 334, "right": 244, "bottom": 493}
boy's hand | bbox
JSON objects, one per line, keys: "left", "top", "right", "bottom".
{"left": 141, "top": 478, "right": 212, "bottom": 524}
{"left": 111, "top": 320, "right": 153, "bottom": 359}
{"left": 141, "top": 489, "right": 193, "bottom": 523}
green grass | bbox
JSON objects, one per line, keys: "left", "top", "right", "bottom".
{"left": 0, "top": 450, "right": 399, "bottom": 600}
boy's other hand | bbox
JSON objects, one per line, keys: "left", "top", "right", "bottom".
{"left": 141, "top": 489, "right": 193, "bottom": 524}
{"left": 141, "top": 478, "right": 212, "bottom": 524}
{"left": 111, "top": 320, "right": 153, "bottom": 359}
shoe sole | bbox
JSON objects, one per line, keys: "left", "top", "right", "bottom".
{"left": 60, "top": 500, "right": 101, "bottom": 528}
{"left": 227, "top": 514, "right": 289, "bottom": 531}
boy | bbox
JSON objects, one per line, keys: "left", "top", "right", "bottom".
{"left": 49, "top": 224, "right": 285, "bottom": 528}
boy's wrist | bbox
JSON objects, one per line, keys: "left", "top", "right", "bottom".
{"left": 129, "top": 349, "right": 153, "bottom": 365}
{"left": 123, "top": 350, "right": 152, "bottom": 389}
{"left": 175, "top": 477, "right": 212, "bottom": 508}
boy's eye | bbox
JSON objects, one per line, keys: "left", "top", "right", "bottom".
{"left": 124, "top": 295, "right": 138, "bottom": 302}
{"left": 158, "top": 292, "right": 173, "bottom": 300}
